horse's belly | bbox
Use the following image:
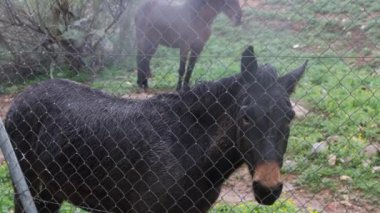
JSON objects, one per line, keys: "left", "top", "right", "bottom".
{"left": 159, "top": 40, "right": 181, "bottom": 48}
{"left": 159, "top": 29, "right": 183, "bottom": 48}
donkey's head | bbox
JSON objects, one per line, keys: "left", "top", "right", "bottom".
{"left": 221, "top": 0, "right": 242, "bottom": 26}
{"left": 236, "top": 46, "right": 307, "bottom": 205}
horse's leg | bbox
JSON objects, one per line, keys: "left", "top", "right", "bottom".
{"left": 136, "top": 41, "right": 158, "bottom": 90}
{"left": 183, "top": 46, "right": 203, "bottom": 91}
{"left": 176, "top": 47, "right": 190, "bottom": 91}
{"left": 137, "top": 52, "right": 149, "bottom": 90}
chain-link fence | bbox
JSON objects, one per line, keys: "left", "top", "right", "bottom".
{"left": 0, "top": 0, "right": 379, "bottom": 212}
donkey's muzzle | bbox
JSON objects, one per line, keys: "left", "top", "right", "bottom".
{"left": 252, "top": 181, "right": 283, "bottom": 205}
{"left": 251, "top": 161, "right": 283, "bottom": 205}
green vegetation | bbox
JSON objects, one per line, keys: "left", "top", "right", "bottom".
{"left": 0, "top": 166, "right": 13, "bottom": 212}
{"left": 210, "top": 200, "right": 311, "bottom": 213}
{"left": 0, "top": 0, "right": 379, "bottom": 211}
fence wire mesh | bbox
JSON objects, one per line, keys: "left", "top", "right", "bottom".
{"left": 0, "top": 0, "right": 379, "bottom": 212}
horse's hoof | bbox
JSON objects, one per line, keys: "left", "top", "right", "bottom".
{"left": 137, "top": 86, "right": 150, "bottom": 93}
{"left": 176, "top": 85, "right": 190, "bottom": 93}
{"left": 181, "top": 85, "right": 190, "bottom": 92}
{"left": 137, "top": 79, "right": 149, "bottom": 91}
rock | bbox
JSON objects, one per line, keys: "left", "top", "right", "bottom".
{"left": 342, "top": 194, "right": 350, "bottom": 201}
{"left": 122, "top": 92, "right": 154, "bottom": 100}
{"left": 328, "top": 154, "right": 336, "bottom": 166}
{"left": 363, "top": 144, "right": 380, "bottom": 158}
{"left": 0, "top": 150, "right": 4, "bottom": 165}
{"left": 325, "top": 202, "right": 340, "bottom": 212}
{"left": 362, "top": 159, "right": 371, "bottom": 168}
{"left": 291, "top": 101, "right": 308, "bottom": 118}
{"left": 339, "top": 157, "right": 352, "bottom": 165}
{"left": 283, "top": 160, "right": 297, "bottom": 171}
{"left": 375, "top": 69, "right": 380, "bottom": 76}
{"left": 340, "top": 200, "right": 352, "bottom": 207}
{"left": 283, "top": 182, "right": 298, "bottom": 192}
{"left": 339, "top": 175, "right": 352, "bottom": 182}
{"left": 372, "top": 166, "right": 380, "bottom": 173}
{"left": 311, "top": 141, "right": 328, "bottom": 154}
{"left": 326, "top": 135, "right": 342, "bottom": 143}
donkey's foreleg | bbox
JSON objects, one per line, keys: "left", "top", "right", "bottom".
{"left": 14, "top": 167, "right": 61, "bottom": 213}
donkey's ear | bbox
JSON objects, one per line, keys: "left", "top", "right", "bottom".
{"left": 279, "top": 60, "right": 308, "bottom": 94}
{"left": 241, "top": 46, "right": 258, "bottom": 75}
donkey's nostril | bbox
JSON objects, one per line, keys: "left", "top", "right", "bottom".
{"left": 252, "top": 181, "right": 283, "bottom": 205}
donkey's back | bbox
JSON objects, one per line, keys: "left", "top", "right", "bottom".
{"left": 6, "top": 79, "right": 178, "bottom": 160}
{"left": 6, "top": 79, "right": 131, "bottom": 147}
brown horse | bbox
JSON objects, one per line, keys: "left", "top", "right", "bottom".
{"left": 135, "top": 0, "right": 242, "bottom": 91}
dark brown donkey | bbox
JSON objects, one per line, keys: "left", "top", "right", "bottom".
{"left": 135, "top": 0, "right": 242, "bottom": 91}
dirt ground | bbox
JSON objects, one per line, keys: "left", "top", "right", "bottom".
{"left": 0, "top": 95, "right": 13, "bottom": 120}
{"left": 0, "top": 95, "right": 13, "bottom": 165}
{"left": 218, "top": 165, "right": 379, "bottom": 213}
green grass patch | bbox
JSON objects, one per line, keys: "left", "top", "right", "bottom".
{"left": 210, "top": 200, "right": 315, "bottom": 213}
{"left": 0, "top": 165, "right": 13, "bottom": 212}
{"left": 286, "top": 60, "right": 380, "bottom": 200}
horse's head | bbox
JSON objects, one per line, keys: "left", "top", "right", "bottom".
{"left": 236, "top": 46, "right": 307, "bottom": 205}
{"left": 221, "top": 0, "right": 242, "bottom": 26}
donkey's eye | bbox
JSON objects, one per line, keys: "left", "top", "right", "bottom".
{"left": 242, "top": 116, "right": 251, "bottom": 126}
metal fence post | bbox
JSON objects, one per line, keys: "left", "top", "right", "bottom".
{"left": 0, "top": 119, "right": 38, "bottom": 213}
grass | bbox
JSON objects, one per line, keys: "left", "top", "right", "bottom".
{"left": 0, "top": 0, "right": 379, "bottom": 211}
{"left": 0, "top": 165, "right": 13, "bottom": 212}
{"left": 210, "top": 200, "right": 313, "bottom": 213}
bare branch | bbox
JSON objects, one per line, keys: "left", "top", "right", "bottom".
{"left": 92, "top": 0, "right": 127, "bottom": 50}
{"left": 0, "top": 32, "right": 17, "bottom": 57}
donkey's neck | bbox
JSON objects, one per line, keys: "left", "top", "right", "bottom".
{"left": 182, "top": 76, "right": 242, "bottom": 120}
{"left": 177, "top": 75, "right": 244, "bottom": 176}
{"left": 175, "top": 113, "right": 243, "bottom": 209}
{"left": 168, "top": 76, "right": 245, "bottom": 208}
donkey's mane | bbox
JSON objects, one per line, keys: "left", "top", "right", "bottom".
{"left": 182, "top": 64, "right": 279, "bottom": 98}
{"left": 153, "top": 64, "right": 281, "bottom": 115}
